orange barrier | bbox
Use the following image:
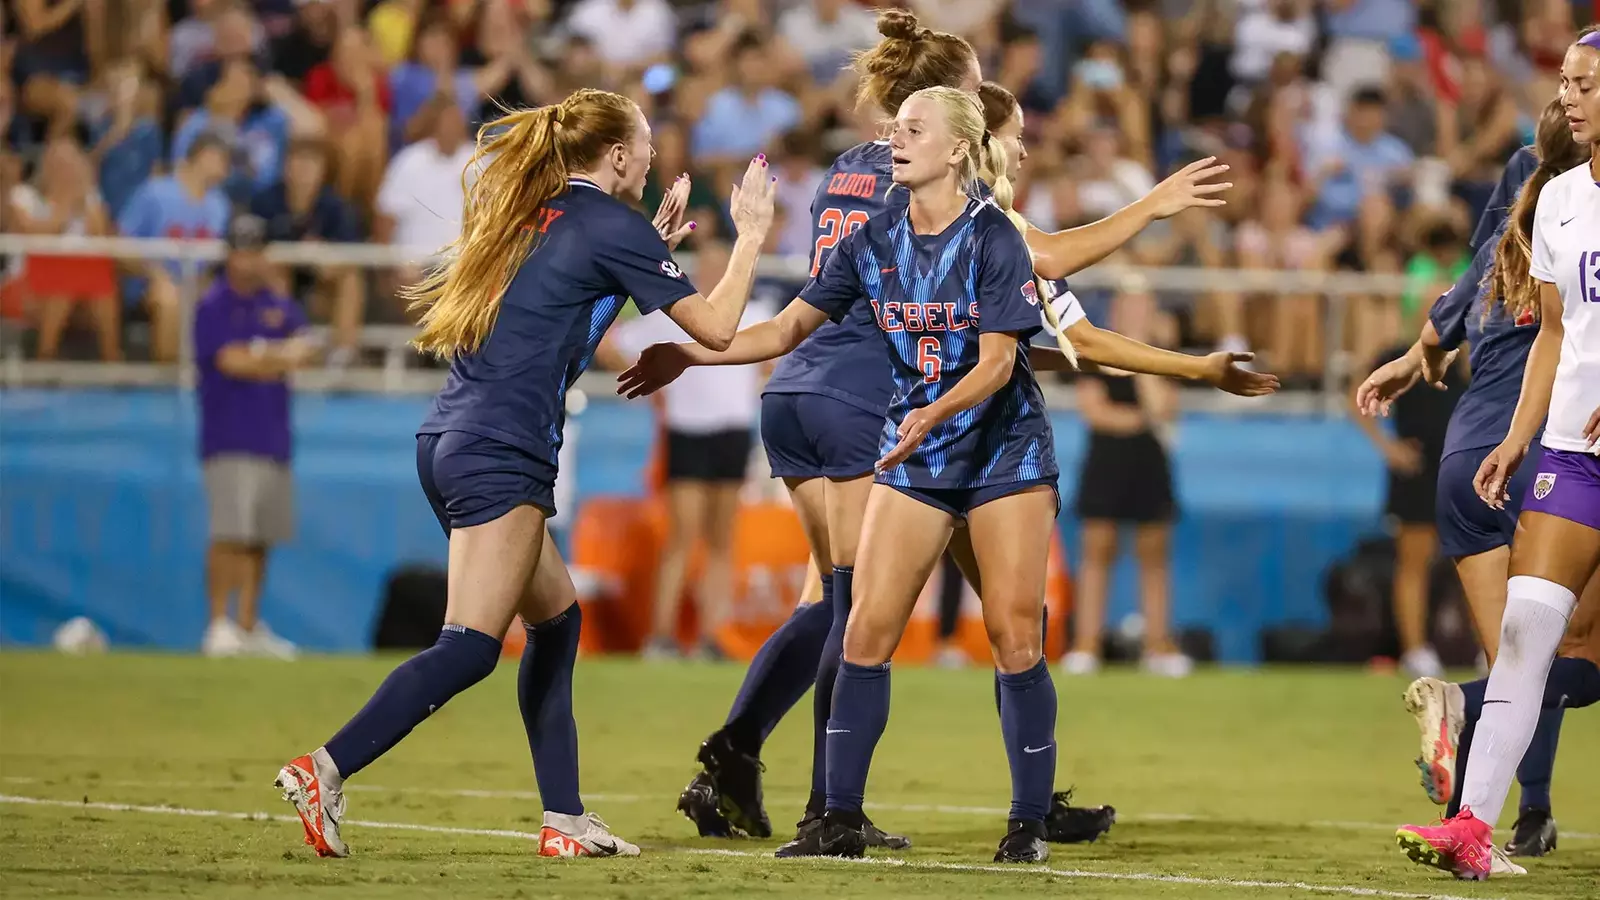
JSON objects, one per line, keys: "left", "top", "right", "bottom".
{"left": 564, "top": 493, "right": 1073, "bottom": 664}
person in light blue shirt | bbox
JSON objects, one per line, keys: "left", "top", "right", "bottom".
{"left": 171, "top": 59, "right": 290, "bottom": 207}
{"left": 1324, "top": 0, "right": 1415, "bottom": 42}
{"left": 117, "top": 135, "right": 233, "bottom": 362}
{"left": 387, "top": 15, "right": 484, "bottom": 151}
{"left": 1306, "top": 87, "right": 1415, "bottom": 229}
{"left": 691, "top": 32, "right": 803, "bottom": 162}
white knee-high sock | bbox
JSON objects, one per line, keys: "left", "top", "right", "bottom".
{"left": 1457, "top": 575, "right": 1576, "bottom": 829}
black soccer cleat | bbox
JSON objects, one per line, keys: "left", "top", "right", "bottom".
{"left": 697, "top": 731, "right": 772, "bottom": 839}
{"left": 1504, "top": 808, "right": 1557, "bottom": 857}
{"left": 1044, "top": 789, "right": 1116, "bottom": 844}
{"left": 677, "top": 770, "right": 735, "bottom": 838}
{"left": 994, "top": 818, "right": 1051, "bottom": 863}
{"left": 774, "top": 809, "right": 868, "bottom": 859}
{"left": 862, "top": 814, "right": 912, "bottom": 850}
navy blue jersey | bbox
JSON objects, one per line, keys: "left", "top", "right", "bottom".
{"left": 764, "top": 141, "right": 900, "bottom": 414}
{"left": 1428, "top": 148, "right": 1541, "bottom": 458}
{"left": 419, "top": 178, "right": 697, "bottom": 467}
{"left": 799, "top": 199, "right": 1056, "bottom": 489}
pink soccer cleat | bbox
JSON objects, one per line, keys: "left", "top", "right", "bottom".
{"left": 1395, "top": 808, "right": 1493, "bottom": 880}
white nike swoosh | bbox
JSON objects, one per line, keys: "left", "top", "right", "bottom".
{"left": 1022, "top": 745, "right": 1052, "bottom": 754}
{"left": 825, "top": 728, "right": 850, "bottom": 734}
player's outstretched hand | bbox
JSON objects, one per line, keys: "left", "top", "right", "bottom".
{"left": 1584, "top": 404, "right": 1600, "bottom": 451}
{"left": 1356, "top": 353, "right": 1422, "bottom": 417}
{"left": 1143, "top": 157, "right": 1232, "bottom": 220}
{"left": 652, "top": 173, "right": 695, "bottom": 249}
{"left": 1201, "top": 352, "right": 1278, "bottom": 397}
{"left": 876, "top": 408, "right": 936, "bottom": 473}
{"left": 1473, "top": 439, "right": 1527, "bottom": 509}
{"left": 729, "top": 154, "right": 776, "bottom": 239}
{"left": 617, "top": 342, "right": 693, "bottom": 399}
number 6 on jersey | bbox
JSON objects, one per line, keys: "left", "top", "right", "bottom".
{"left": 917, "top": 336, "right": 941, "bottom": 383}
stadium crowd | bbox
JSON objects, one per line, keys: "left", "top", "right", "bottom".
{"left": 2, "top": 0, "right": 1592, "bottom": 380}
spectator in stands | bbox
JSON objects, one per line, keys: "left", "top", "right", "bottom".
{"left": 1305, "top": 87, "right": 1415, "bottom": 235}
{"left": 564, "top": 0, "right": 677, "bottom": 76}
{"left": 1065, "top": 290, "right": 1190, "bottom": 678}
{"left": 174, "top": 2, "right": 266, "bottom": 115}
{"left": 173, "top": 59, "right": 292, "bottom": 206}
{"left": 117, "top": 132, "right": 231, "bottom": 363}
{"left": 305, "top": 26, "right": 392, "bottom": 213}
{"left": 691, "top": 31, "right": 803, "bottom": 166}
{"left": 1400, "top": 217, "right": 1468, "bottom": 326}
{"left": 252, "top": 138, "right": 365, "bottom": 362}
{"left": 1231, "top": 0, "right": 1317, "bottom": 87}
{"left": 12, "top": 0, "right": 96, "bottom": 142}
{"left": 1320, "top": 0, "right": 1417, "bottom": 100}
{"left": 91, "top": 60, "right": 165, "bottom": 220}
{"left": 1072, "top": 125, "right": 1155, "bottom": 224}
{"left": 777, "top": 0, "right": 881, "bottom": 85}
{"left": 1058, "top": 41, "right": 1151, "bottom": 168}
{"left": 1236, "top": 175, "right": 1334, "bottom": 388}
{"left": 770, "top": 130, "right": 826, "bottom": 260}
{"left": 8, "top": 136, "right": 119, "bottom": 361}
{"left": 171, "top": 0, "right": 264, "bottom": 82}
{"left": 368, "top": 0, "right": 426, "bottom": 67}
{"left": 600, "top": 241, "right": 772, "bottom": 661}
{"left": 388, "top": 13, "right": 483, "bottom": 147}
{"left": 270, "top": 0, "right": 339, "bottom": 85}
{"left": 195, "top": 213, "right": 315, "bottom": 659}
{"left": 374, "top": 97, "right": 472, "bottom": 292}
{"left": 1437, "top": 54, "right": 1521, "bottom": 220}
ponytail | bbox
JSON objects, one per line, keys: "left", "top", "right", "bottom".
{"left": 974, "top": 81, "right": 1077, "bottom": 368}
{"left": 408, "top": 89, "right": 638, "bottom": 358}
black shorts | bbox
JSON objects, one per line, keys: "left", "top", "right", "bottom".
{"left": 665, "top": 428, "right": 752, "bottom": 483}
{"left": 1387, "top": 465, "right": 1441, "bottom": 525}
{"left": 1075, "top": 434, "right": 1175, "bottom": 523}
{"left": 416, "top": 430, "right": 557, "bottom": 533}
{"left": 760, "top": 392, "right": 884, "bottom": 480}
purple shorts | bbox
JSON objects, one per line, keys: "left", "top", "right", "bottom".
{"left": 1521, "top": 448, "right": 1600, "bottom": 532}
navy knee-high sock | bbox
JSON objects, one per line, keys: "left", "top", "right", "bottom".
{"left": 997, "top": 659, "right": 1057, "bottom": 823}
{"left": 994, "top": 606, "right": 1049, "bottom": 716}
{"left": 324, "top": 625, "right": 501, "bottom": 778}
{"left": 1517, "top": 708, "right": 1563, "bottom": 813}
{"left": 808, "top": 567, "right": 851, "bottom": 813}
{"left": 519, "top": 604, "right": 584, "bottom": 815}
{"left": 825, "top": 660, "right": 890, "bottom": 815}
{"left": 722, "top": 579, "right": 834, "bottom": 753}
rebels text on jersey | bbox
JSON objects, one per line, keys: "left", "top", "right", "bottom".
{"left": 800, "top": 199, "right": 1057, "bottom": 489}
{"left": 419, "top": 178, "right": 697, "bottom": 467}
{"left": 762, "top": 141, "right": 899, "bottom": 414}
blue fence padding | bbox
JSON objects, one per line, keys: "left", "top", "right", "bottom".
{"left": 0, "top": 389, "right": 1388, "bottom": 660}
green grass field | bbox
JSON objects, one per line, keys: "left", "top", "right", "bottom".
{"left": 1, "top": 654, "right": 1596, "bottom": 899}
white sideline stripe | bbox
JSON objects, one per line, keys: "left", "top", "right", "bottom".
{"left": 4, "top": 776, "right": 1595, "bottom": 841}
{"left": 0, "top": 793, "right": 1501, "bottom": 900}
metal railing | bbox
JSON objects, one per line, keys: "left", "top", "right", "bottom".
{"left": 0, "top": 234, "right": 1412, "bottom": 414}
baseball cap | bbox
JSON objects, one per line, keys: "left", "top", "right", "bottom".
{"left": 226, "top": 213, "right": 269, "bottom": 252}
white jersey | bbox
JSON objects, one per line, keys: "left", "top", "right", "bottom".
{"left": 612, "top": 299, "right": 773, "bottom": 435}
{"left": 1529, "top": 163, "right": 1600, "bottom": 454}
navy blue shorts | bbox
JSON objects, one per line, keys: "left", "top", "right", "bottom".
{"left": 760, "top": 392, "right": 884, "bottom": 480}
{"left": 887, "top": 477, "right": 1060, "bottom": 521}
{"left": 1435, "top": 444, "right": 1542, "bottom": 559}
{"left": 416, "top": 431, "right": 557, "bottom": 533}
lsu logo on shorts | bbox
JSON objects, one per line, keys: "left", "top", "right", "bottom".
{"left": 1533, "top": 472, "right": 1557, "bottom": 501}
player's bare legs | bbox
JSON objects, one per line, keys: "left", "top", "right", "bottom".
{"left": 1064, "top": 519, "right": 1117, "bottom": 674}
{"left": 968, "top": 487, "right": 1060, "bottom": 862}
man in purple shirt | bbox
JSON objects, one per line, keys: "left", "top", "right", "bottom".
{"left": 195, "top": 214, "right": 317, "bottom": 658}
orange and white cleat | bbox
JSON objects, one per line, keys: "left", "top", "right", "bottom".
{"left": 536, "top": 811, "right": 640, "bottom": 858}
{"left": 1403, "top": 677, "right": 1464, "bottom": 805}
{"left": 275, "top": 753, "right": 349, "bottom": 858}
{"left": 1395, "top": 808, "right": 1493, "bottom": 880}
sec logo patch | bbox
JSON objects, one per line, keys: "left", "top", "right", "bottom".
{"left": 1533, "top": 472, "right": 1556, "bottom": 501}
{"left": 1020, "top": 281, "right": 1039, "bottom": 306}
{"left": 660, "top": 260, "right": 684, "bottom": 280}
